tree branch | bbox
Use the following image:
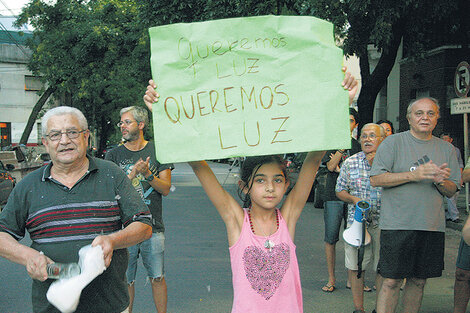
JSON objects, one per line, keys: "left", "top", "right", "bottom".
{"left": 20, "top": 86, "right": 56, "bottom": 145}
{"left": 356, "top": 17, "right": 405, "bottom": 127}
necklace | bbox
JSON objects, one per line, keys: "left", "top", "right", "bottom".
{"left": 248, "top": 208, "right": 279, "bottom": 251}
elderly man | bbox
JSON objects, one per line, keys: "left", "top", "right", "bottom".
{"left": 106, "top": 106, "right": 173, "bottom": 313}
{"left": 0, "top": 106, "right": 152, "bottom": 313}
{"left": 336, "top": 123, "right": 385, "bottom": 313}
{"left": 370, "top": 97, "right": 460, "bottom": 313}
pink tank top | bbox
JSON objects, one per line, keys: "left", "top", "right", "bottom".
{"left": 229, "top": 208, "right": 303, "bottom": 313}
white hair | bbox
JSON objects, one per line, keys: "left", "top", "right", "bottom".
{"left": 41, "top": 106, "right": 88, "bottom": 136}
{"left": 360, "top": 123, "right": 386, "bottom": 138}
{"left": 406, "top": 97, "right": 440, "bottom": 118}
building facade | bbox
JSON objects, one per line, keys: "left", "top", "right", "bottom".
{"left": 0, "top": 16, "right": 51, "bottom": 148}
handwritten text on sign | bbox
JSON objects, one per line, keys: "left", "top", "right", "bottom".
{"left": 149, "top": 15, "right": 350, "bottom": 163}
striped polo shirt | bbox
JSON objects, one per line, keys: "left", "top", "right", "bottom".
{"left": 0, "top": 156, "right": 152, "bottom": 312}
{"left": 0, "top": 156, "right": 151, "bottom": 248}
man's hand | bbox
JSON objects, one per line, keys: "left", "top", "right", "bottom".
{"left": 26, "top": 251, "right": 53, "bottom": 281}
{"left": 92, "top": 236, "right": 114, "bottom": 268}
{"left": 134, "top": 157, "right": 151, "bottom": 176}
{"left": 411, "top": 161, "right": 450, "bottom": 183}
{"left": 128, "top": 157, "right": 151, "bottom": 180}
{"left": 433, "top": 163, "right": 451, "bottom": 184}
{"left": 143, "top": 80, "right": 159, "bottom": 112}
{"left": 352, "top": 197, "right": 362, "bottom": 205}
{"left": 335, "top": 190, "right": 361, "bottom": 206}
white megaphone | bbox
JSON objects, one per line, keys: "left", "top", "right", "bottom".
{"left": 343, "top": 200, "right": 371, "bottom": 247}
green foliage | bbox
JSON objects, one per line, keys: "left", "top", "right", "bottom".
{"left": 296, "top": 0, "right": 464, "bottom": 125}
{"left": 21, "top": 0, "right": 463, "bottom": 142}
{"left": 138, "top": 0, "right": 296, "bottom": 27}
{"left": 303, "top": 0, "right": 460, "bottom": 59}
{"left": 16, "top": 0, "right": 150, "bottom": 151}
{"left": 16, "top": 0, "right": 302, "bottom": 150}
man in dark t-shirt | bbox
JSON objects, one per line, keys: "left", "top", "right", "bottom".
{"left": 106, "top": 106, "right": 173, "bottom": 313}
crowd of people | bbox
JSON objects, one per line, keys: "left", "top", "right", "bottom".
{"left": 317, "top": 97, "right": 469, "bottom": 313}
{"left": 0, "top": 66, "right": 469, "bottom": 313}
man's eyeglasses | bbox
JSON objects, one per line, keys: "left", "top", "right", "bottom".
{"left": 46, "top": 130, "right": 87, "bottom": 141}
{"left": 117, "top": 120, "right": 136, "bottom": 127}
{"left": 360, "top": 133, "right": 379, "bottom": 140}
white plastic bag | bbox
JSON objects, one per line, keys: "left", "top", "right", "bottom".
{"left": 46, "top": 244, "right": 106, "bottom": 313}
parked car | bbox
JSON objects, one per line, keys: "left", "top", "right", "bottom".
{"left": 0, "top": 160, "right": 15, "bottom": 209}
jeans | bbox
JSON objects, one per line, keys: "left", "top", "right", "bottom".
{"left": 445, "top": 191, "right": 460, "bottom": 221}
{"left": 323, "top": 200, "right": 346, "bottom": 244}
{"left": 126, "top": 232, "right": 165, "bottom": 284}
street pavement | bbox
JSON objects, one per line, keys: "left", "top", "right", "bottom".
{"left": 0, "top": 161, "right": 465, "bottom": 312}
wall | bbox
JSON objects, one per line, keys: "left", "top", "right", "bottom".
{"left": 400, "top": 47, "right": 469, "bottom": 151}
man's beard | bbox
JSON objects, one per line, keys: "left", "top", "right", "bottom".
{"left": 122, "top": 129, "right": 139, "bottom": 142}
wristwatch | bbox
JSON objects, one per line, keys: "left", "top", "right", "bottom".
{"left": 145, "top": 173, "right": 155, "bottom": 181}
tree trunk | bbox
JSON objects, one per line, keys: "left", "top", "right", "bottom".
{"left": 357, "top": 45, "right": 370, "bottom": 85}
{"left": 356, "top": 19, "right": 405, "bottom": 128}
{"left": 19, "top": 86, "right": 56, "bottom": 145}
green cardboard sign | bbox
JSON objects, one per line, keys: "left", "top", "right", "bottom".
{"left": 149, "top": 15, "right": 350, "bottom": 163}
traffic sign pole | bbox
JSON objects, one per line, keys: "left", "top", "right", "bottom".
{"left": 451, "top": 61, "right": 470, "bottom": 213}
{"left": 465, "top": 113, "right": 469, "bottom": 213}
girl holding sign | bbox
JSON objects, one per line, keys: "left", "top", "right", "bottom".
{"left": 144, "top": 68, "right": 356, "bottom": 312}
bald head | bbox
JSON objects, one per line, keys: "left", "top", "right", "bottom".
{"left": 406, "top": 97, "right": 439, "bottom": 139}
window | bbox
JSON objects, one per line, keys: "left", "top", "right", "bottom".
{"left": 24, "top": 76, "right": 42, "bottom": 91}
{"left": 0, "top": 122, "right": 11, "bottom": 148}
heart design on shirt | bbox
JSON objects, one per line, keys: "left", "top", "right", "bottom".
{"left": 243, "top": 243, "right": 290, "bottom": 300}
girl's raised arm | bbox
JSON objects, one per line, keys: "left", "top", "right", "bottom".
{"left": 144, "top": 82, "right": 244, "bottom": 241}
{"left": 188, "top": 161, "right": 243, "bottom": 226}
{"left": 281, "top": 151, "right": 325, "bottom": 232}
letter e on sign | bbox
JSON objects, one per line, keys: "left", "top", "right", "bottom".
{"left": 455, "top": 61, "right": 470, "bottom": 98}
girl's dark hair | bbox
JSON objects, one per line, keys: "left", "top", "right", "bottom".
{"left": 237, "top": 155, "right": 288, "bottom": 208}
{"left": 376, "top": 119, "right": 395, "bottom": 134}
{"left": 349, "top": 107, "right": 359, "bottom": 124}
